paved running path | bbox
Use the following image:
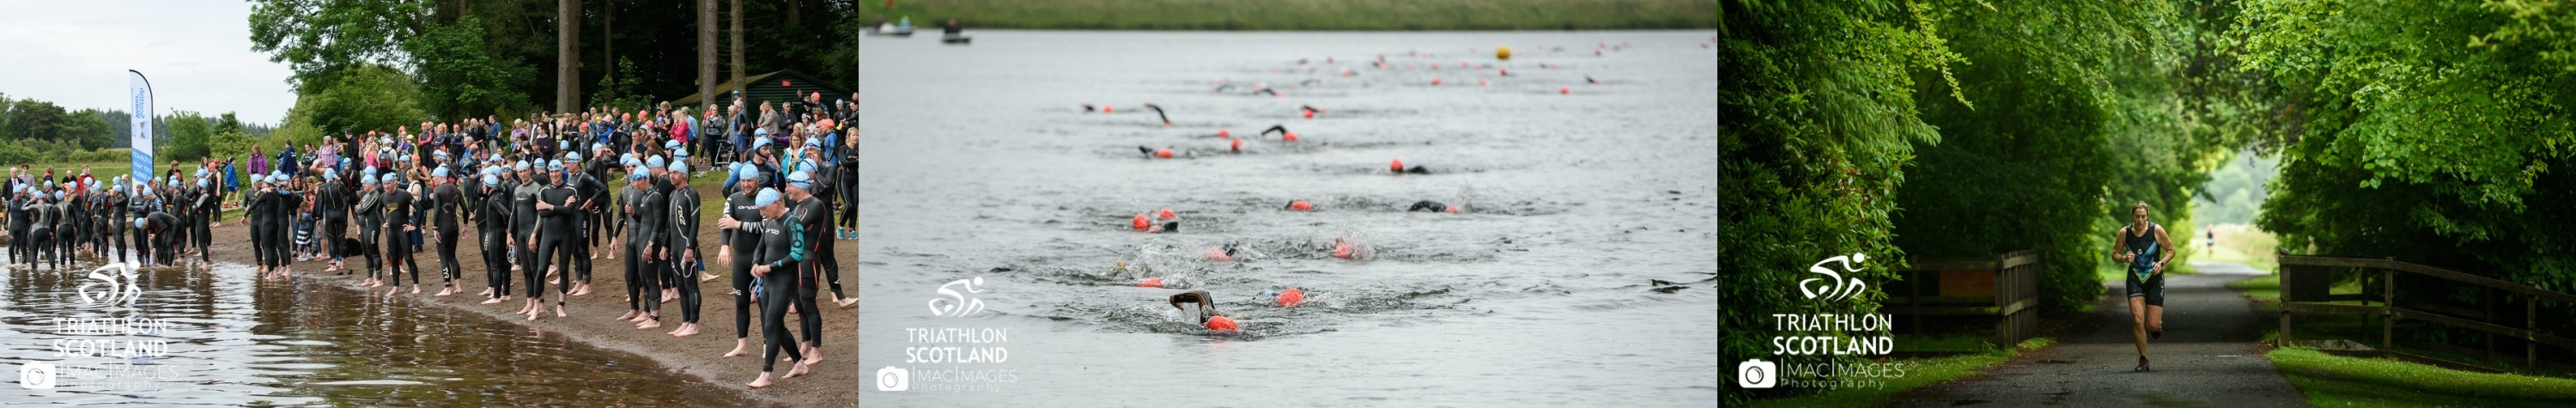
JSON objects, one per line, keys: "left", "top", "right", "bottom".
{"left": 1889, "top": 262, "right": 2310, "bottom": 407}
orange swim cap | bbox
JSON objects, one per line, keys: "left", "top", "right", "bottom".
{"left": 1230, "top": 138, "right": 1243, "bottom": 152}
{"left": 1133, "top": 214, "right": 1151, "bottom": 230}
{"left": 1278, "top": 288, "right": 1304, "bottom": 308}
{"left": 1303, "top": 110, "right": 1315, "bottom": 119}
{"left": 1389, "top": 159, "right": 1405, "bottom": 173}
{"left": 1104, "top": 105, "right": 1115, "bottom": 113}
{"left": 1560, "top": 86, "right": 1571, "bottom": 94}
{"left": 1155, "top": 149, "right": 1175, "bottom": 158}
{"left": 1333, "top": 243, "right": 1355, "bottom": 259}
{"left": 1284, "top": 132, "right": 1299, "bottom": 142}
{"left": 1431, "top": 78, "right": 1443, "bottom": 85}
{"left": 1157, "top": 208, "right": 1177, "bottom": 221}
{"left": 1206, "top": 315, "right": 1240, "bottom": 331}
{"left": 1445, "top": 205, "right": 1461, "bottom": 213}
{"left": 1218, "top": 129, "right": 1230, "bottom": 138}
{"left": 1479, "top": 79, "right": 1488, "bottom": 87}
{"left": 1288, "top": 200, "right": 1313, "bottom": 211}
{"left": 1139, "top": 277, "right": 1163, "bottom": 288}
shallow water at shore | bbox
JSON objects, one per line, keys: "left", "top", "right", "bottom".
{"left": 0, "top": 255, "right": 758, "bottom": 405}
{"left": 859, "top": 30, "right": 1716, "bottom": 405}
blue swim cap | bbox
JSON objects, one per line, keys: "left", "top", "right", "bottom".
{"left": 559, "top": 140, "right": 571, "bottom": 151}
{"left": 194, "top": 168, "right": 208, "bottom": 179}
{"left": 324, "top": 169, "right": 336, "bottom": 179}
{"left": 755, "top": 128, "right": 769, "bottom": 137}
{"left": 665, "top": 139, "right": 683, "bottom": 151}
{"left": 432, "top": 166, "right": 451, "bottom": 179}
{"left": 361, "top": 174, "right": 377, "bottom": 185}
{"left": 514, "top": 161, "right": 532, "bottom": 172}
{"left": 733, "top": 163, "right": 760, "bottom": 181}
{"left": 667, "top": 161, "right": 689, "bottom": 174}
{"left": 197, "top": 179, "right": 209, "bottom": 188}
{"left": 363, "top": 166, "right": 379, "bottom": 180}
{"left": 134, "top": 216, "right": 146, "bottom": 227}
{"left": 382, "top": 173, "right": 400, "bottom": 184}
{"left": 563, "top": 152, "right": 583, "bottom": 162}
{"left": 629, "top": 171, "right": 647, "bottom": 180}
{"left": 547, "top": 160, "right": 565, "bottom": 172}
{"left": 785, "top": 171, "right": 813, "bottom": 191}
{"left": 646, "top": 155, "right": 666, "bottom": 169}
{"left": 751, "top": 137, "right": 772, "bottom": 149}
{"left": 754, "top": 188, "right": 781, "bottom": 206}
{"left": 482, "top": 172, "right": 501, "bottom": 186}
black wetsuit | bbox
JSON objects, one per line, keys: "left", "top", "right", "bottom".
{"left": 668, "top": 184, "right": 702, "bottom": 324}
{"left": 249, "top": 187, "right": 280, "bottom": 269}
{"left": 787, "top": 195, "right": 826, "bottom": 347}
{"left": 6, "top": 195, "right": 26, "bottom": 265}
{"left": 318, "top": 180, "right": 349, "bottom": 264}
{"left": 108, "top": 192, "right": 129, "bottom": 263}
{"left": 478, "top": 180, "right": 515, "bottom": 297}
{"left": 433, "top": 182, "right": 464, "bottom": 286}
{"left": 533, "top": 176, "right": 577, "bottom": 302}
{"left": 146, "top": 210, "right": 179, "bottom": 265}
{"left": 1407, "top": 200, "right": 1449, "bottom": 212}
{"left": 630, "top": 179, "right": 669, "bottom": 315}
{"left": 750, "top": 216, "right": 807, "bottom": 372}
{"left": 569, "top": 173, "right": 604, "bottom": 285}
{"left": 356, "top": 186, "right": 385, "bottom": 277}
{"left": 27, "top": 198, "right": 53, "bottom": 268}
{"left": 383, "top": 186, "right": 418, "bottom": 287}
{"left": 724, "top": 190, "right": 762, "bottom": 339}
{"left": 193, "top": 185, "right": 216, "bottom": 265}
{"left": 511, "top": 177, "right": 542, "bottom": 295}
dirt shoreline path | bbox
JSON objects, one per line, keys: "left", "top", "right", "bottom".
{"left": 1889, "top": 262, "right": 2307, "bottom": 407}
{"left": 184, "top": 192, "right": 857, "bottom": 407}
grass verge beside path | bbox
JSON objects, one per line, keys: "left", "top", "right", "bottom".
{"left": 2226, "top": 269, "right": 2576, "bottom": 406}
{"left": 2269, "top": 348, "right": 2576, "bottom": 407}
{"left": 1748, "top": 337, "right": 2057, "bottom": 408}
{"left": 860, "top": 0, "right": 1720, "bottom": 31}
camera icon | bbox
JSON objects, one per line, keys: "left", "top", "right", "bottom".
{"left": 876, "top": 366, "right": 910, "bottom": 392}
{"left": 1737, "top": 358, "right": 1777, "bottom": 389}
{"left": 20, "top": 362, "right": 58, "bottom": 389}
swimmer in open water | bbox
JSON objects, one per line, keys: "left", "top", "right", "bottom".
{"left": 1407, "top": 200, "right": 1460, "bottom": 213}
{"left": 1170, "top": 290, "right": 1220, "bottom": 323}
{"left": 1261, "top": 125, "right": 1299, "bottom": 142}
{"left": 1143, "top": 103, "right": 1171, "bottom": 126}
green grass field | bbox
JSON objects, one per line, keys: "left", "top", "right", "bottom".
{"left": 2269, "top": 348, "right": 2576, "bottom": 407}
{"left": 860, "top": 0, "right": 1719, "bottom": 30}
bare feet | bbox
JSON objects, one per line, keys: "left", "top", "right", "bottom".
{"left": 672, "top": 324, "right": 699, "bottom": 337}
{"left": 700, "top": 273, "right": 720, "bottom": 283}
{"left": 617, "top": 310, "right": 640, "bottom": 321}
{"left": 723, "top": 341, "right": 750, "bottom": 357}
{"left": 480, "top": 297, "right": 505, "bottom": 305}
{"left": 637, "top": 318, "right": 662, "bottom": 329}
{"left": 435, "top": 286, "right": 455, "bottom": 296}
{"left": 554, "top": 304, "right": 567, "bottom": 318}
{"left": 410, "top": 285, "right": 421, "bottom": 295}
{"left": 478, "top": 287, "right": 493, "bottom": 296}
{"left": 746, "top": 373, "right": 775, "bottom": 388}
{"left": 782, "top": 362, "right": 810, "bottom": 380}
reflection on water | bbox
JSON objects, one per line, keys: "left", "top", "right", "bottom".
{"left": 0, "top": 253, "right": 759, "bottom": 406}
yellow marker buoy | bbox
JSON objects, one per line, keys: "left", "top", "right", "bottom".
{"left": 1497, "top": 46, "right": 1512, "bottom": 60}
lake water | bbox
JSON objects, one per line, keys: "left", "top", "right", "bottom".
{"left": 0, "top": 258, "right": 756, "bottom": 405}
{"left": 856, "top": 30, "right": 1717, "bottom": 405}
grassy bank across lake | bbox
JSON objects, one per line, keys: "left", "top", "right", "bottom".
{"left": 859, "top": 0, "right": 1719, "bottom": 31}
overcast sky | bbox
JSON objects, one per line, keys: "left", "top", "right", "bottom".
{"left": 0, "top": 2, "right": 297, "bottom": 125}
